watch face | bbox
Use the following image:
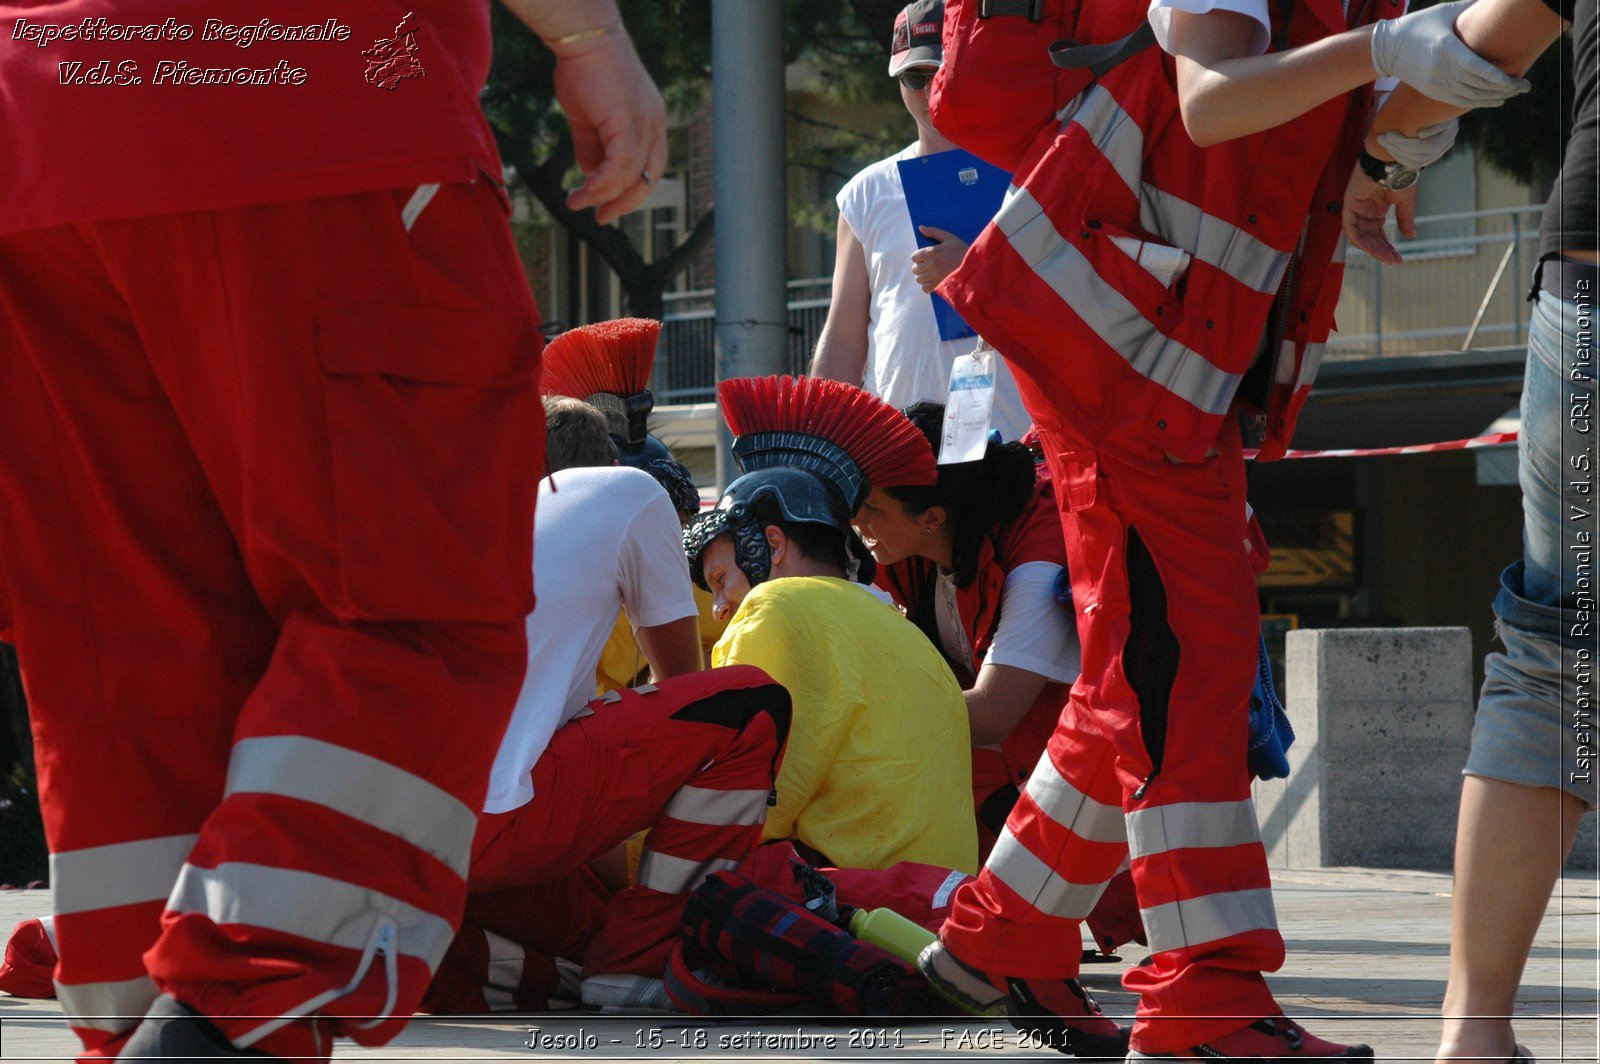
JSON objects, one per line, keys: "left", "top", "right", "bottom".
{"left": 1386, "top": 166, "right": 1420, "bottom": 191}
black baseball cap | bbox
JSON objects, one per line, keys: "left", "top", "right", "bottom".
{"left": 888, "top": 0, "right": 944, "bottom": 77}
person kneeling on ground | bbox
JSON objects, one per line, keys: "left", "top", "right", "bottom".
{"left": 436, "top": 396, "right": 792, "bottom": 1015}
{"left": 684, "top": 375, "right": 979, "bottom": 877}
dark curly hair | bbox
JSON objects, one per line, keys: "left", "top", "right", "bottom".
{"left": 885, "top": 401, "right": 1037, "bottom": 588}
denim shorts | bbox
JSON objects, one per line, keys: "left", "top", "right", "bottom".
{"left": 1464, "top": 287, "right": 1598, "bottom": 807}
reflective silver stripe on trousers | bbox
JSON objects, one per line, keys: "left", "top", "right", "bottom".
{"left": 1024, "top": 754, "right": 1126, "bottom": 844}
{"left": 1065, "top": 85, "right": 1291, "bottom": 298}
{"left": 226, "top": 735, "right": 477, "bottom": 878}
{"left": 987, "top": 833, "right": 1111, "bottom": 920}
{"left": 997, "top": 189, "right": 1242, "bottom": 417}
{"left": 50, "top": 833, "right": 197, "bottom": 916}
{"left": 635, "top": 851, "right": 741, "bottom": 895}
{"left": 661, "top": 786, "right": 770, "bottom": 827}
{"left": 169, "top": 861, "right": 456, "bottom": 969}
{"left": 1141, "top": 887, "right": 1279, "bottom": 954}
{"left": 1125, "top": 798, "right": 1261, "bottom": 860}
{"left": 483, "top": 929, "right": 525, "bottom": 1013}
{"left": 56, "top": 974, "right": 157, "bottom": 1033}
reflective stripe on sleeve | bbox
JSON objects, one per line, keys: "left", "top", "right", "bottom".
{"left": 1023, "top": 755, "right": 1126, "bottom": 845}
{"left": 996, "top": 189, "right": 1242, "bottom": 417}
{"left": 55, "top": 974, "right": 156, "bottom": 1033}
{"left": 987, "top": 832, "right": 1110, "bottom": 920}
{"left": 635, "top": 851, "right": 741, "bottom": 895}
{"left": 50, "top": 834, "right": 197, "bottom": 915}
{"left": 1141, "top": 887, "right": 1278, "bottom": 953}
{"left": 661, "top": 786, "right": 770, "bottom": 827}
{"left": 226, "top": 735, "right": 477, "bottom": 877}
{"left": 168, "top": 861, "right": 456, "bottom": 968}
{"left": 1296, "top": 341, "right": 1326, "bottom": 390}
{"left": 1126, "top": 798, "right": 1261, "bottom": 860}
{"left": 1065, "top": 85, "right": 1291, "bottom": 297}
{"left": 1139, "top": 184, "right": 1290, "bottom": 296}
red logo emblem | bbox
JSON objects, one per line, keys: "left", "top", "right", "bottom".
{"left": 363, "top": 12, "right": 426, "bottom": 91}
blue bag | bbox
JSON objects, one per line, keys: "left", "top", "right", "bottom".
{"left": 1247, "top": 630, "right": 1295, "bottom": 780}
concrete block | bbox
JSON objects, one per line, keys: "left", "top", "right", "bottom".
{"left": 1256, "top": 627, "right": 1474, "bottom": 871}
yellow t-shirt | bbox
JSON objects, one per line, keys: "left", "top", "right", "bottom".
{"left": 712, "top": 576, "right": 978, "bottom": 875}
{"left": 595, "top": 586, "right": 726, "bottom": 696}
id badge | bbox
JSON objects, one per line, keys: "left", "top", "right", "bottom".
{"left": 940, "top": 343, "right": 997, "bottom": 464}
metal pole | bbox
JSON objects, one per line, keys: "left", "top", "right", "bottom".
{"left": 711, "top": 0, "right": 788, "bottom": 490}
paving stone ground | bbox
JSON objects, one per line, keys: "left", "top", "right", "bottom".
{"left": 0, "top": 867, "right": 1594, "bottom": 1061}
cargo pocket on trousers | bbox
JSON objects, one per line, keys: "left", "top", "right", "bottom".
{"left": 317, "top": 302, "right": 540, "bottom": 624}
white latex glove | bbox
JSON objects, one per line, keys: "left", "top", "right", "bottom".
{"left": 1376, "top": 118, "right": 1460, "bottom": 170}
{"left": 1370, "top": 1, "right": 1531, "bottom": 108}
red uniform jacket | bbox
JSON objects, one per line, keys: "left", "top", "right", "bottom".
{"left": 931, "top": 0, "right": 1400, "bottom": 467}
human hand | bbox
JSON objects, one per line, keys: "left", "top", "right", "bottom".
{"left": 1375, "top": 118, "right": 1459, "bottom": 171}
{"left": 1370, "top": 1, "right": 1531, "bottom": 108}
{"left": 554, "top": 32, "right": 667, "bottom": 225}
{"left": 1341, "top": 163, "right": 1417, "bottom": 266}
{"left": 911, "top": 226, "right": 969, "bottom": 294}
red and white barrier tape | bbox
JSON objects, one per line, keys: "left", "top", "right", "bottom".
{"left": 1247, "top": 430, "right": 1518, "bottom": 460}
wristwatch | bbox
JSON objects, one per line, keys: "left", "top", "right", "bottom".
{"left": 1357, "top": 146, "right": 1420, "bottom": 192}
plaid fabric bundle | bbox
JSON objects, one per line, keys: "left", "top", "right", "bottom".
{"left": 669, "top": 871, "right": 937, "bottom": 1017}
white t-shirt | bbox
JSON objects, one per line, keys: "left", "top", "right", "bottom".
{"left": 1148, "top": 0, "right": 1272, "bottom": 56}
{"left": 931, "top": 561, "right": 1078, "bottom": 684}
{"left": 836, "top": 144, "right": 1032, "bottom": 444}
{"left": 482, "top": 465, "right": 699, "bottom": 814}
{"left": 1147, "top": 0, "right": 1369, "bottom": 55}
{"left": 986, "top": 561, "right": 1080, "bottom": 682}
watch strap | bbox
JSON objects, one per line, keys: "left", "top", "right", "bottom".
{"left": 1357, "top": 146, "right": 1391, "bottom": 183}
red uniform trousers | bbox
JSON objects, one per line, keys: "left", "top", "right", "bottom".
{"left": 0, "top": 180, "right": 542, "bottom": 1059}
{"left": 421, "top": 871, "right": 608, "bottom": 1014}
{"left": 941, "top": 411, "right": 1281, "bottom": 1054}
{"left": 464, "top": 666, "right": 791, "bottom": 995}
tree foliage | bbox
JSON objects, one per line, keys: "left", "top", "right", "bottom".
{"left": 484, "top": 1, "right": 898, "bottom": 322}
{"left": 1458, "top": 42, "right": 1573, "bottom": 193}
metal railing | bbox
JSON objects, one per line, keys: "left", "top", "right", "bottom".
{"left": 1326, "top": 204, "right": 1543, "bottom": 360}
{"left": 657, "top": 278, "right": 831, "bottom": 403}
{"left": 655, "top": 206, "right": 1544, "bottom": 401}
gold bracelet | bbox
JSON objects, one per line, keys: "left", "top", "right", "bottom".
{"left": 543, "top": 21, "right": 622, "bottom": 49}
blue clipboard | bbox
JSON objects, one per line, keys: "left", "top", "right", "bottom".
{"left": 897, "top": 149, "right": 1012, "bottom": 342}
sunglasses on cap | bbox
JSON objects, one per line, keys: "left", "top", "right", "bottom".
{"left": 896, "top": 69, "right": 935, "bottom": 92}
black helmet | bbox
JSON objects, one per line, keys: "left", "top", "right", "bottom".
{"left": 683, "top": 467, "right": 876, "bottom": 592}
{"left": 685, "top": 375, "right": 934, "bottom": 594}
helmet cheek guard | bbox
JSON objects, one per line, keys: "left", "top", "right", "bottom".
{"left": 726, "top": 502, "right": 774, "bottom": 588}
{"left": 682, "top": 506, "right": 772, "bottom": 593}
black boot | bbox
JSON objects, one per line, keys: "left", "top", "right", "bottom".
{"left": 118, "top": 995, "right": 275, "bottom": 1060}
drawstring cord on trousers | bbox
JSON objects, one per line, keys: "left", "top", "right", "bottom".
{"left": 231, "top": 916, "right": 401, "bottom": 1049}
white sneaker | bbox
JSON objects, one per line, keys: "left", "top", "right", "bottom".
{"left": 580, "top": 973, "right": 678, "bottom": 1014}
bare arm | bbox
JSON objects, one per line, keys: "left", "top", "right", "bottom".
{"left": 1367, "top": 0, "right": 1566, "bottom": 148}
{"left": 635, "top": 616, "right": 704, "bottom": 681}
{"left": 1347, "top": 0, "right": 1567, "bottom": 262}
{"left": 1171, "top": 0, "right": 1530, "bottom": 147}
{"left": 1170, "top": 10, "right": 1381, "bottom": 147}
{"left": 500, "top": 0, "right": 667, "bottom": 225}
{"left": 965, "top": 663, "right": 1050, "bottom": 747}
{"left": 809, "top": 214, "right": 872, "bottom": 386}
